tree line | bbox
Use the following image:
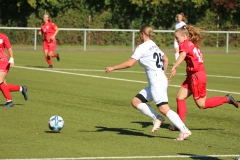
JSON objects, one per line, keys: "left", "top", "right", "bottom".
{"left": 0, "top": 0, "right": 239, "bottom": 47}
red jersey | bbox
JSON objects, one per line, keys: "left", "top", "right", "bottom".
{"left": 40, "top": 22, "right": 57, "bottom": 42}
{"left": 179, "top": 39, "right": 204, "bottom": 72}
{"left": 0, "top": 33, "right": 11, "bottom": 62}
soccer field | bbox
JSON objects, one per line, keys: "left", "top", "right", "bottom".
{"left": 0, "top": 48, "right": 239, "bottom": 160}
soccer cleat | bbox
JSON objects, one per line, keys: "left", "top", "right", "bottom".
{"left": 22, "top": 86, "right": 28, "bottom": 101}
{"left": 49, "top": 65, "right": 53, "bottom": 68}
{"left": 168, "top": 125, "right": 179, "bottom": 131}
{"left": 3, "top": 101, "right": 14, "bottom": 108}
{"left": 56, "top": 53, "right": 60, "bottom": 61}
{"left": 151, "top": 115, "right": 165, "bottom": 133}
{"left": 175, "top": 129, "right": 191, "bottom": 141}
{"left": 226, "top": 94, "right": 238, "bottom": 108}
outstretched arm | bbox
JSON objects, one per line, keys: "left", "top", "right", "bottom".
{"left": 106, "top": 58, "right": 137, "bottom": 73}
{"left": 169, "top": 51, "right": 186, "bottom": 78}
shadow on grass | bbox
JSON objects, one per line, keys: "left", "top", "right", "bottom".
{"left": 79, "top": 126, "right": 174, "bottom": 139}
{"left": 178, "top": 153, "right": 222, "bottom": 160}
{"left": 131, "top": 121, "right": 170, "bottom": 130}
{"left": 0, "top": 103, "right": 23, "bottom": 107}
{"left": 189, "top": 128, "right": 224, "bottom": 131}
{"left": 44, "top": 131, "right": 61, "bottom": 134}
{"left": 131, "top": 122, "right": 224, "bottom": 131}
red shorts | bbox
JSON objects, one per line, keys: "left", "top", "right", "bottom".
{"left": 0, "top": 62, "right": 10, "bottom": 73}
{"left": 43, "top": 39, "right": 56, "bottom": 52}
{"left": 182, "top": 70, "right": 207, "bottom": 100}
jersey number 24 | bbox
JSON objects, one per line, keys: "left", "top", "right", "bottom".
{"left": 153, "top": 52, "right": 164, "bottom": 70}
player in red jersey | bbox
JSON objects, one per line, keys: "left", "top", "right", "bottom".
{"left": 168, "top": 25, "right": 238, "bottom": 130}
{"left": 39, "top": 13, "right": 60, "bottom": 68}
{"left": 0, "top": 32, "right": 28, "bottom": 107}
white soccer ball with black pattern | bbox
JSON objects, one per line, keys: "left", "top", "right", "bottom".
{"left": 48, "top": 115, "right": 64, "bottom": 132}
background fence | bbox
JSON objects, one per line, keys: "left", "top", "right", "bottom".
{"left": 0, "top": 27, "right": 240, "bottom": 53}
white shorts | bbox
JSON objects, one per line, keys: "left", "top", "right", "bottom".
{"left": 174, "top": 39, "right": 179, "bottom": 49}
{"left": 137, "top": 82, "right": 168, "bottom": 107}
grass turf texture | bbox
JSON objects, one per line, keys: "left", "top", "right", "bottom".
{"left": 0, "top": 49, "right": 239, "bottom": 159}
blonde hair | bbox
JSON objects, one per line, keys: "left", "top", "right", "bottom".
{"left": 43, "top": 13, "right": 52, "bottom": 22}
{"left": 140, "top": 25, "right": 154, "bottom": 39}
{"left": 176, "top": 25, "right": 203, "bottom": 48}
{"left": 177, "top": 13, "right": 187, "bottom": 23}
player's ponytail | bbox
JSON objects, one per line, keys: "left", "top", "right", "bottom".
{"left": 176, "top": 25, "right": 203, "bottom": 48}
{"left": 186, "top": 25, "right": 203, "bottom": 48}
{"left": 140, "top": 25, "right": 154, "bottom": 39}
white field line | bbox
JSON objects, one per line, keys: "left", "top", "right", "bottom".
{"left": 3, "top": 154, "right": 240, "bottom": 160}
{"left": 52, "top": 68, "right": 240, "bottom": 79}
{"left": 15, "top": 66, "right": 240, "bottom": 95}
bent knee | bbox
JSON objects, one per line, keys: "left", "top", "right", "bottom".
{"left": 196, "top": 104, "right": 205, "bottom": 109}
{"left": 131, "top": 97, "right": 141, "bottom": 109}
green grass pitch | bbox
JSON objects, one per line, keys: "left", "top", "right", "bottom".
{"left": 0, "top": 47, "right": 239, "bottom": 159}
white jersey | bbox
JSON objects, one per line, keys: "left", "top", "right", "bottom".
{"left": 131, "top": 40, "right": 167, "bottom": 85}
{"left": 175, "top": 21, "right": 186, "bottom": 30}
{"left": 132, "top": 40, "right": 168, "bottom": 105}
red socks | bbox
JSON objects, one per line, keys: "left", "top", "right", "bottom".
{"left": 52, "top": 53, "right": 57, "bottom": 57}
{"left": 45, "top": 56, "right": 52, "bottom": 65}
{"left": 7, "top": 84, "right": 21, "bottom": 92}
{"left": 0, "top": 83, "right": 12, "bottom": 101}
{"left": 204, "top": 97, "right": 229, "bottom": 109}
{"left": 177, "top": 99, "right": 187, "bottom": 122}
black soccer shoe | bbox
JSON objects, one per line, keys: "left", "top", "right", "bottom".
{"left": 226, "top": 94, "right": 238, "bottom": 108}
{"left": 22, "top": 86, "right": 28, "bottom": 101}
{"left": 56, "top": 53, "right": 60, "bottom": 61}
{"left": 49, "top": 65, "right": 53, "bottom": 68}
{"left": 168, "top": 125, "right": 179, "bottom": 131}
{"left": 3, "top": 101, "right": 14, "bottom": 108}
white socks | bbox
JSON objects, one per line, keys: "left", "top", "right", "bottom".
{"left": 166, "top": 110, "right": 187, "bottom": 132}
{"left": 137, "top": 103, "right": 158, "bottom": 120}
{"left": 175, "top": 52, "right": 179, "bottom": 61}
{"left": 20, "top": 86, "right": 23, "bottom": 92}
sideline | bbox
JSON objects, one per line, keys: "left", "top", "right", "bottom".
{"left": 3, "top": 154, "right": 240, "bottom": 159}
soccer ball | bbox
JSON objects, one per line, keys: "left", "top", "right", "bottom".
{"left": 48, "top": 115, "right": 64, "bottom": 132}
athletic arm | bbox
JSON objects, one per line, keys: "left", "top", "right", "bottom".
{"left": 106, "top": 58, "right": 137, "bottom": 73}
{"left": 50, "top": 26, "right": 59, "bottom": 40}
{"left": 8, "top": 48, "right": 14, "bottom": 67}
{"left": 162, "top": 54, "right": 168, "bottom": 74}
{"left": 169, "top": 51, "right": 186, "bottom": 78}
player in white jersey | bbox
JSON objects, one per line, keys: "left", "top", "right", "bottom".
{"left": 174, "top": 13, "right": 187, "bottom": 61}
{"left": 106, "top": 25, "right": 191, "bottom": 140}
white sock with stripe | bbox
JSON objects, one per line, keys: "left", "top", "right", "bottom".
{"left": 166, "top": 110, "right": 187, "bottom": 132}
